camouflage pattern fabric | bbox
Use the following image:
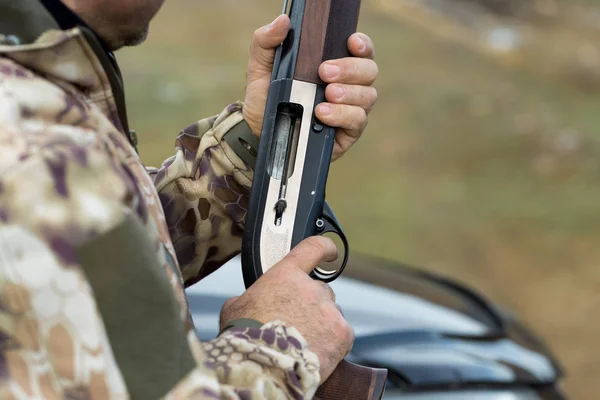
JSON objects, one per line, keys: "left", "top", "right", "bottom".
{"left": 0, "top": 28, "right": 320, "bottom": 399}
{"left": 149, "top": 101, "right": 253, "bottom": 287}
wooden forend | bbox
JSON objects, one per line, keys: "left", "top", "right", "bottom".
{"left": 294, "top": 0, "right": 362, "bottom": 84}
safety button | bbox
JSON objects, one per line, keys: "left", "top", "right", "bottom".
{"left": 313, "top": 121, "right": 324, "bottom": 133}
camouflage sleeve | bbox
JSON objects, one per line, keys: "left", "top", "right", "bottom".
{"left": 0, "top": 111, "right": 142, "bottom": 397}
{"left": 167, "top": 322, "right": 321, "bottom": 400}
{"left": 0, "top": 54, "right": 320, "bottom": 398}
{"left": 150, "top": 102, "right": 254, "bottom": 286}
{"left": 0, "top": 132, "right": 320, "bottom": 400}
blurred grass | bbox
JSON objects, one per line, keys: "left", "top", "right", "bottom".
{"left": 117, "top": 0, "right": 600, "bottom": 398}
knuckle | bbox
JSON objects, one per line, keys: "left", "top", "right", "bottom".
{"left": 337, "top": 317, "right": 354, "bottom": 346}
{"left": 333, "top": 104, "right": 345, "bottom": 120}
{"left": 343, "top": 324, "right": 355, "bottom": 349}
{"left": 356, "top": 108, "right": 368, "bottom": 126}
{"left": 328, "top": 305, "right": 354, "bottom": 345}
{"left": 318, "top": 282, "right": 336, "bottom": 300}
{"left": 368, "top": 87, "right": 379, "bottom": 107}
{"left": 370, "top": 86, "right": 378, "bottom": 99}
{"left": 321, "top": 302, "right": 338, "bottom": 320}
{"left": 372, "top": 60, "right": 379, "bottom": 74}
{"left": 316, "top": 280, "right": 328, "bottom": 291}
{"left": 369, "top": 61, "right": 379, "bottom": 80}
{"left": 222, "top": 296, "right": 238, "bottom": 310}
{"left": 341, "top": 321, "right": 354, "bottom": 342}
{"left": 220, "top": 296, "right": 239, "bottom": 320}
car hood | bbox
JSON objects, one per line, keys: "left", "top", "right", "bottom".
{"left": 186, "top": 256, "right": 562, "bottom": 389}
{"left": 188, "top": 257, "right": 489, "bottom": 338}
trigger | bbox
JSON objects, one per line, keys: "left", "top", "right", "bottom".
{"left": 312, "top": 201, "right": 350, "bottom": 283}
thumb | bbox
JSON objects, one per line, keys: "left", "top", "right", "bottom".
{"left": 248, "top": 14, "right": 290, "bottom": 82}
{"left": 277, "top": 236, "right": 339, "bottom": 275}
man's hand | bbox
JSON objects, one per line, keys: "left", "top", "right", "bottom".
{"left": 243, "top": 14, "right": 378, "bottom": 161}
{"left": 220, "top": 237, "right": 354, "bottom": 383}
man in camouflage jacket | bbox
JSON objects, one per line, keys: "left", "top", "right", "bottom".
{"left": 0, "top": 0, "right": 379, "bottom": 398}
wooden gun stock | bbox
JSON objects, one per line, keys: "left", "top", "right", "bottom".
{"left": 315, "top": 360, "right": 387, "bottom": 400}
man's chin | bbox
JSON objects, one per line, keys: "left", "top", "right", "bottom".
{"left": 109, "top": 26, "right": 149, "bottom": 50}
{"left": 122, "top": 27, "right": 149, "bottom": 47}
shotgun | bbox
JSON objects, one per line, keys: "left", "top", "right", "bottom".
{"left": 241, "top": 0, "right": 388, "bottom": 398}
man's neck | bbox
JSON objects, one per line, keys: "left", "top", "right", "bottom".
{"left": 39, "top": 0, "right": 113, "bottom": 54}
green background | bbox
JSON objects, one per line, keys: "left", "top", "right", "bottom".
{"left": 117, "top": 1, "right": 600, "bottom": 398}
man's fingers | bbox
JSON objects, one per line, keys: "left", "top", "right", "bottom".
{"left": 319, "top": 57, "right": 378, "bottom": 86}
{"left": 219, "top": 296, "right": 241, "bottom": 330}
{"left": 325, "top": 84, "right": 378, "bottom": 111}
{"left": 348, "top": 32, "right": 375, "bottom": 60}
{"left": 248, "top": 14, "right": 291, "bottom": 79}
{"left": 324, "top": 303, "right": 355, "bottom": 357}
{"left": 318, "top": 282, "right": 337, "bottom": 302}
{"left": 332, "top": 131, "right": 359, "bottom": 161}
{"left": 315, "top": 103, "right": 367, "bottom": 132}
{"left": 254, "top": 14, "right": 290, "bottom": 50}
{"left": 281, "top": 236, "right": 339, "bottom": 275}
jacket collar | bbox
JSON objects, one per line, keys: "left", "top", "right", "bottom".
{"left": 0, "top": 0, "right": 59, "bottom": 45}
{"left": 38, "top": 0, "right": 116, "bottom": 66}
{"left": 0, "top": 0, "right": 135, "bottom": 150}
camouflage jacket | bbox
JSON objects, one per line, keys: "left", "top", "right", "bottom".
{"left": 0, "top": 1, "right": 320, "bottom": 399}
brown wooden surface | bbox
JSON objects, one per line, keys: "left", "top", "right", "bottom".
{"left": 314, "top": 360, "right": 387, "bottom": 400}
{"left": 322, "top": 0, "right": 362, "bottom": 62}
{"left": 295, "top": 0, "right": 332, "bottom": 83}
{"left": 295, "top": 0, "right": 362, "bottom": 84}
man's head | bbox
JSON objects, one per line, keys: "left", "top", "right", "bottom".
{"left": 61, "top": 0, "right": 165, "bottom": 49}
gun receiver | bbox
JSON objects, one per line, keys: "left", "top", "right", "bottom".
{"left": 241, "top": 1, "right": 387, "bottom": 399}
{"left": 242, "top": 0, "right": 356, "bottom": 285}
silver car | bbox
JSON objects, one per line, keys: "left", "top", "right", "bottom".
{"left": 188, "top": 255, "right": 566, "bottom": 399}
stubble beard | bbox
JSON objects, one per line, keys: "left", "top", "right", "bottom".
{"left": 117, "top": 26, "right": 150, "bottom": 48}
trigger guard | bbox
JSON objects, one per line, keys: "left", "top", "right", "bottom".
{"left": 311, "top": 215, "right": 349, "bottom": 283}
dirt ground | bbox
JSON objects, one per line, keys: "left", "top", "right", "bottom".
{"left": 118, "top": 1, "right": 600, "bottom": 398}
